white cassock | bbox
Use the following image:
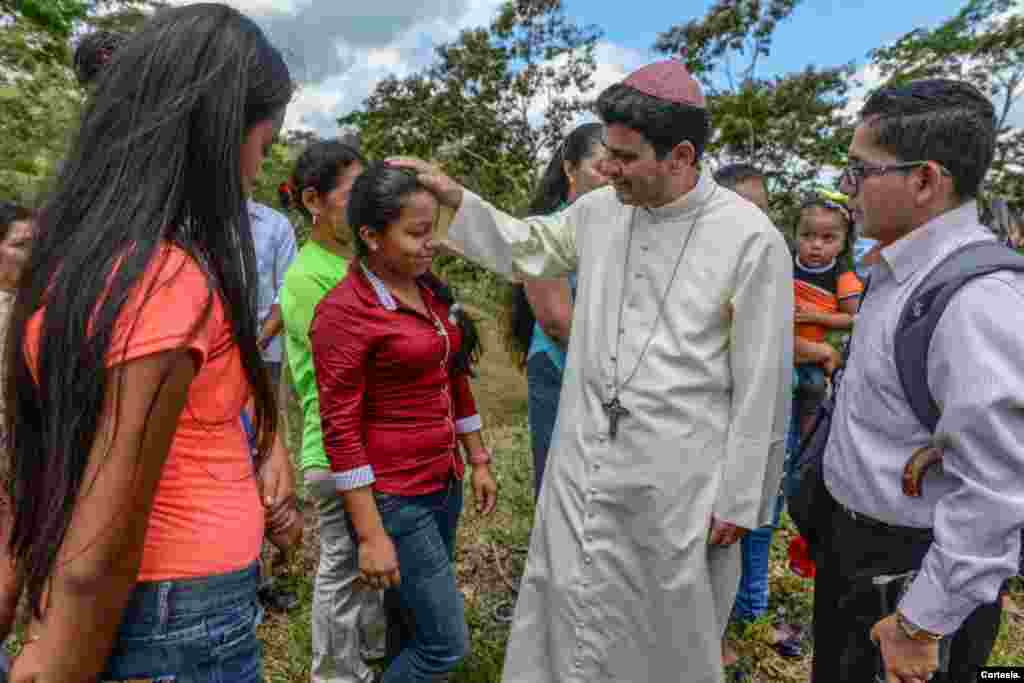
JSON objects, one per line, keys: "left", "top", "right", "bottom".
{"left": 442, "top": 170, "right": 793, "bottom": 683}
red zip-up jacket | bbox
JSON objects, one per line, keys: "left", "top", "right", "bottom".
{"left": 310, "top": 263, "right": 481, "bottom": 496}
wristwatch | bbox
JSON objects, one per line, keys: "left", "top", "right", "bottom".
{"left": 896, "top": 611, "right": 943, "bottom": 642}
{"left": 468, "top": 449, "right": 492, "bottom": 465}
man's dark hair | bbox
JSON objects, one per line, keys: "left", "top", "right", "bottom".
{"left": 860, "top": 79, "right": 996, "bottom": 200}
{"left": 713, "top": 163, "right": 764, "bottom": 190}
{"left": 73, "top": 30, "right": 128, "bottom": 86}
{"left": 596, "top": 83, "right": 710, "bottom": 161}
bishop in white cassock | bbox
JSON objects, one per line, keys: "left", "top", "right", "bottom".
{"left": 395, "top": 60, "right": 793, "bottom": 683}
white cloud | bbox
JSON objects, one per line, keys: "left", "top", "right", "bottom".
{"left": 526, "top": 41, "right": 651, "bottom": 129}
{"left": 174, "top": 0, "right": 652, "bottom": 139}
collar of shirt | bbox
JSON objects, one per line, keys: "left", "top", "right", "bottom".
{"left": 795, "top": 255, "right": 837, "bottom": 274}
{"left": 880, "top": 201, "right": 980, "bottom": 285}
{"left": 353, "top": 262, "right": 444, "bottom": 316}
{"left": 360, "top": 263, "right": 399, "bottom": 311}
{"left": 642, "top": 169, "right": 714, "bottom": 222}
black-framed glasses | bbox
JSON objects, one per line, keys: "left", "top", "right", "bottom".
{"left": 838, "top": 161, "right": 951, "bottom": 196}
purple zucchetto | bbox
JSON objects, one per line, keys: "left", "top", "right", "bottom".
{"left": 621, "top": 58, "right": 706, "bottom": 108}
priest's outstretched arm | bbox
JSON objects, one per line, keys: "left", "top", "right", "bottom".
{"left": 388, "top": 157, "right": 578, "bottom": 279}
{"left": 716, "top": 230, "right": 794, "bottom": 531}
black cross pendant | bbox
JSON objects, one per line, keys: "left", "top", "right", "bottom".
{"left": 602, "top": 396, "right": 630, "bottom": 440}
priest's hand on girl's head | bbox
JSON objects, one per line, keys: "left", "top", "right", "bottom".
{"left": 385, "top": 157, "right": 464, "bottom": 209}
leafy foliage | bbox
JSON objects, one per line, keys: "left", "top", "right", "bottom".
{"left": 870, "top": 0, "right": 1024, "bottom": 209}
{"left": 0, "top": 0, "right": 160, "bottom": 203}
{"left": 339, "top": 0, "right": 602, "bottom": 306}
{"left": 339, "top": 0, "right": 602, "bottom": 215}
{"left": 656, "top": 0, "right": 855, "bottom": 236}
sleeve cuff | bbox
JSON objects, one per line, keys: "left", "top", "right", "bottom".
{"left": 712, "top": 433, "right": 780, "bottom": 531}
{"left": 455, "top": 414, "right": 482, "bottom": 434}
{"left": 898, "top": 567, "right": 978, "bottom": 635}
{"left": 332, "top": 465, "right": 376, "bottom": 492}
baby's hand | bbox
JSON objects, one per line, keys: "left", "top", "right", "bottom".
{"left": 794, "top": 307, "right": 819, "bottom": 324}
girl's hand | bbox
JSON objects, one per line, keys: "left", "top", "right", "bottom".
{"left": 471, "top": 464, "right": 498, "bottom": 515}
{"left": 358, "top": 531, "right": 401, "bottom": 590}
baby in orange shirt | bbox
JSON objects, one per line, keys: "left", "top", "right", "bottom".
{"left": 793, "top": 198, "right": 863, "bottom": 437}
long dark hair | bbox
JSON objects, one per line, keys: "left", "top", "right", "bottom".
{"left": 508, "top": 122, "right": 604, "bottom": 368}
{"left": 347, "top": 162, "right": 482, "bottom": 375}
{"left": 5, "top": 3, "right": 292, "bottom": 617}
{"left": 279, "top": 139, "right": 365, "bottom": 221}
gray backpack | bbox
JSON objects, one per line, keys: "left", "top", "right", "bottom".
{"left": 895, "top": 240, "right": 1024, "bottom": 431}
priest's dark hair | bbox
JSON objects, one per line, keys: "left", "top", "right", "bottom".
{"left": 347, "top": 162, "right": 482, "bottom": 375}
{"left": 860, "top": 79, "right": 995, "bottom": 201}
{"left": 596, "top": 83, "right": 710, "bottom": 161}
{"left": 5, "top": 2, "right": 292, "bottom": 618}
{"left": 280, "top": 139, "right": 365, "bottom": 221}
{"left": 713, "top": 164, "right": 764, "bottom": 190}
{"left": 73, "top": 29, "right": 128, "bottom": 87}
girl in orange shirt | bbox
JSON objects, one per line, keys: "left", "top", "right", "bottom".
{"left": 5, "top": 6, "right": 297, "bottom": 681}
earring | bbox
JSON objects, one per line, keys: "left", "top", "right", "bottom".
{"left": 312, "top": 213, "right": 319, "bottom": 226}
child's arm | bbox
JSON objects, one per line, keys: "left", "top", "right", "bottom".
{"left": 795, "top": 337, "right": 843, "bottom": 375}
{"left": 838, "top": 295, "right": 859, "bottom": 316}
{"left": 794, "top": 305, "right": 855, "bottom": 330}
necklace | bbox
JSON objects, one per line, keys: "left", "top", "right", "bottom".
{"left": 602, "top": 185, "right": 716, "bottom": 440}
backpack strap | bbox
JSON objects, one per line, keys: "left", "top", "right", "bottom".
{"left": 895, "top": 240, "right": 1024, "bottom": 432}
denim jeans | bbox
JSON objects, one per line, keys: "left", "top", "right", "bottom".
{"left": 353, "top": 478, "right": 469, "bottom": 683}
{"left": 101, "top": 562, "right": 263, "bottom": 682}
{"left": 735, "top": 397, "right": 800, "bottom": 625}
{"left": 733, "top": 493, "right": 784, "bottom": 623}
{"left": 527, "top": 352, "right": 564, "bottom": 500}
{"left": 795, "top": 362, "right": 826, "bottom": 420}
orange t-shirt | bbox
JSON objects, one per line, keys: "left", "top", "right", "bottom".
{"left": 25, "top": 244, "right": 263, "bottom": 582}
{"left": 794, "top": 256, "right": 863, "bottom": 343}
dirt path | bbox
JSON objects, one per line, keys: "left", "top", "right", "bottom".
{"left": 468, "top": 315, "right": 528, "bottom": 427}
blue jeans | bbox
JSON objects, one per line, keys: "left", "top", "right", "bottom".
{"left": 795, "top": 363, "right": 826, "bottom": 418}
{"left": 363, "top": 478, "right": 469, "bottom": 682}
{"left": 734, "top": 494, "right": 784, "bottom": 623}
{"left": 527, "top": 352, "right": 564, "bottom": 500}
{"left": 101, "top": 562, "right": 263, "bottom": 682}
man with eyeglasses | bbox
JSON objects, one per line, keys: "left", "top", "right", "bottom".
{"left": 812, "top": 79, "right": 1023, "bottom": 683}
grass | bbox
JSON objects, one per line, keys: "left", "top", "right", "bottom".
{"left": 259, "top": 413, "right": 1024, "bottom": 682}
{"left": 258, "top": 419, "right": 537, "bottom": 682}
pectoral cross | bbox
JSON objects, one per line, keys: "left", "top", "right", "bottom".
{"left": 602, "top": 396, "right": 630, "bottom": 440}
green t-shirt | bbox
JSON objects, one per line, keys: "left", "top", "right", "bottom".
{"left": 280, "top": 241, "right": 348, "bottom": 472}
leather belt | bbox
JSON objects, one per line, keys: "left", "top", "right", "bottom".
{"left": 837, "top": 501, "right": 933, "bottom": 540}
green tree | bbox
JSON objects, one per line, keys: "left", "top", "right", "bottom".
{"left": 339, "top": 0, "right": 602, "bottom": 214}
{"left": 655, "top": 0, "right": 856, "bottom": 234}
{"left": 869, "top": 0, "right": 1024, "bottom": 208}
{"left": 0, "top": 0, "right": 161, "bottom": 202}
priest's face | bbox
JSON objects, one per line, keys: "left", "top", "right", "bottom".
{"left": 600, "top": 124, "right": 675, "bottom": 207}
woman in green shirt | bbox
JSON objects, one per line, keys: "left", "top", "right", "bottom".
{"left": 279, "top": 140, "right": 388, "bottom": 682}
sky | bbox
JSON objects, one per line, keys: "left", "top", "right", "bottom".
{"left": 183, "top": 0, "right": 1017, "bottom": 136}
